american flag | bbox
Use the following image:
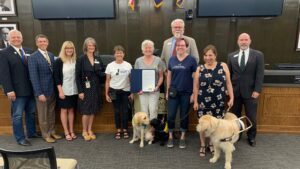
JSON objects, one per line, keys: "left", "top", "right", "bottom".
{"left": 128, "top": 0, "right": 135, "bottom": 11}
{"left": 176, "top": 0, "right": 184, "bottom": 8}
{"left": 153, "top": 0, "right": 163, "bottom": 8}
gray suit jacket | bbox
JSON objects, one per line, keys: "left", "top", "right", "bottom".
{"left": 227, "top": 48, "right": 264, "bottom": 98}
{"left": 161, "top": 35, "right": 199, "bottom": 67}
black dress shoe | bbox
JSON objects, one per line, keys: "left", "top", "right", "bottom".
{"left": 28, "top": 133, "right": 42, "bottom": 138}
{"left": 248, "top": 139, "right": 256, "bottom": 147}
{"left": 18, "top": 139, "right": 32, "bottom": 146}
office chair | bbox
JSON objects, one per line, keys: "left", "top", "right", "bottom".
{"left": 0, "top": 147, "right": 78, "bottom": 169}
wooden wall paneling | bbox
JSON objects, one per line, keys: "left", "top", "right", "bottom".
{"left": 257, "top": 87, "right": 300, "bottom": 133}
{"left": 63, "top": 21, "right": 78, "bottom": 47}
{"left": 0, "top": 89, "right": 12, "bottom": 134}
{"left": 126, "top": 2, "right": 142, "bottom": 63}
{"left": 105, "top": 0, "right": 127, "bottom": 55}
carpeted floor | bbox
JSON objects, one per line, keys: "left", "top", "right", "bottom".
{"left": 1, "top": 132, "right": 300, "bottom": 169}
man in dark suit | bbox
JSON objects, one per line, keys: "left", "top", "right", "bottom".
{"left": 0, "top": 0, "right": 10, "bottom": 11}
{"left": 0, "top": 27, "right": 10, "bottom": 49}
{"left": 227, "top": 33, "right": 264, "bottom": 147}
{"left": 0, "top": 30, "right": 40, "bottom": 146}
{"left": 28, "top": 34, "right": 62, "bottom": 143}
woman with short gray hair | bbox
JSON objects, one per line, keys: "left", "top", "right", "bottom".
{"left": 134, "top": 40, "right": 165, "bottom": 120}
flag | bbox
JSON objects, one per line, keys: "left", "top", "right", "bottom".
{"left": 176, "top": 0, "right": 184, "bottom": 8}
{"left": 128, "top": 0, "right": 135, "bottom": 11}
{"left": 153, "top": 0, "right": 163, "bottom": 8}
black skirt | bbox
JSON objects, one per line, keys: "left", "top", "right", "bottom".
{"left": 57, "top": 95, "right": 78, "bottom": 109}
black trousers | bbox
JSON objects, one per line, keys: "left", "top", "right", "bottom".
{"left": 231, "top": 96, "right": 258, "bottom": 140}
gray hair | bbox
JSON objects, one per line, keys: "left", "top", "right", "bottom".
{"left": 171, "top": 19, "right": 185, "bottom": 28}
{"left": 8, "top": 29, "right": 22, "bottom": 40}
{"left": 83, "top": 37, "right": 99, "bottom": 55}
{"left": 141, "top": 39, "right": 154, "bottom": 52}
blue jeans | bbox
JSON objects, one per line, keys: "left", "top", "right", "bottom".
{"left": 167, "top": 91, "right": 191, "bottom": 132}
{"left": 111, "top": 89, "right": 130, "bottom": 130}
{"left": 11, "top": 96, "right": 37, "bottom": 142}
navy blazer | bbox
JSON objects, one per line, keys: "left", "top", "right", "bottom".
{"left": 28, "top": 50, "right": 55, "bottom": 97}
{"left": 227, "top": 48, "right": 264, "bottom": 98}
{"left": 75, "top": 55, "right": 104, "bottom": 94}
{"left": 0, "top": 46, "right": 33, "bottom": 96}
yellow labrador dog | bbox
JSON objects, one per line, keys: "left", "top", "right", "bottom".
{"left": 129, "top": 112, "right": 154, "bottom": 148}
{"left": 196, "top": 113, "right": 240, "bottom": 169}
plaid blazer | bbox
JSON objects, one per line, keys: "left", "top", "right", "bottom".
{"left": 28, "top": 50, "right": 55, "bottom": 97}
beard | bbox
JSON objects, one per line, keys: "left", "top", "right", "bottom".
{"left": 239, "top": 45, "right": 249, "bottom": 50}
{"left": 174, "top": 32, "right": 183, "bottom": 39}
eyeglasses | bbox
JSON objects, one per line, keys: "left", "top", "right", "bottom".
{"left": 65, "top": 47, "right": 74, "bottom": 50}
{"left": 116, "top": 69, "right": 120, "bottom": 76}
{"left": 176, "top": 45, "right": 186, "bottom": 47}
{"left": 172, "top": 26, "right": 183, "bottom": 29}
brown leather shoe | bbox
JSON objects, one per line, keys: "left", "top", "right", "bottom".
{"left": 51, "top": 134, "right": 62, "bottom": 140}
{"left": 44, "top": 137, "right": 56, "bottom": 143}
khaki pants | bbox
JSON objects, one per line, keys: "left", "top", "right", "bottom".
{"left": 36, "top": 94, "right": 56, "bottom": 138}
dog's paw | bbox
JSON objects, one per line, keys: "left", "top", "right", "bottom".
{"left": 148, "top": 141, "right": 152, "bottom": 145}
{"left": 129, "top": 140, "right": 134, "bottom": 144}
{"left": 139, "top": 143, "right": 144, "bottom": 148}
{"left": 224, "top": 162, "right": 231, "bottom": 169}
{"left": 209, "top": 158, "right": 217, "bottom": 163}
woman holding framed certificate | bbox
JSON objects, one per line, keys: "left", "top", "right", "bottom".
{"left": 134, "top": 40, "right": 165, "bottom": 120}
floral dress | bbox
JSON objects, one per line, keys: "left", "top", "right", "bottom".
{"left": 197, "top": 63, "right": 226, "bottom": 119}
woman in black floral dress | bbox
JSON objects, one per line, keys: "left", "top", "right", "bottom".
{"left": 193, "top": 45, "right": 234, "bottom": 157}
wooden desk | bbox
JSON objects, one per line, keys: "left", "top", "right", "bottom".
{"left": 1, "top": 86, "right": 300, "bottom": 135}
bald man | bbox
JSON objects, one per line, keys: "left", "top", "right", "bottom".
{"left": 0, "top": 27, "right": 10, "bottom": 49}
{"left": 0, "top": 0, "right": 10, "bottom": 11}
{"left": 227, "top": 33, "right": 264, "bottom": 147}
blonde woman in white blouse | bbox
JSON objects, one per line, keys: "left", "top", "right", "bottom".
{"left": 54, "top": 41, "right": 78, "bottom": 141}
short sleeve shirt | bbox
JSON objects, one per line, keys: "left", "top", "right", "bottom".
{"left": 168, "top": 55, "right": 197, "bottom": 93}
{"left": 105, "top": 61, "right": 132, "bottom": 91}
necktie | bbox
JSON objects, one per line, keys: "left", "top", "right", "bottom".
{"left": 44, "top": 52, "right": 51, "bottom": 65}
{"left": 240, "top": 51, "right": 245, "bottom": 70}
{"left": 20, "top": 49, "right": 27, "bottom": 65}
{"left": 172, "top": 44, "right": 177, "bottom": 57}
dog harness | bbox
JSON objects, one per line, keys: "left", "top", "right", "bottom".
{"left": 219, "top": 116, "right": 252, "bottom": 142}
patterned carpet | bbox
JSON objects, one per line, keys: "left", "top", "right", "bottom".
{"left": 0, "top": 133, "right": 300, "bottom": 169}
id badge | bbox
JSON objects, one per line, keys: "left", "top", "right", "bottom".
{"left": 85, "top": 81, "right": 91, "bottom": 88}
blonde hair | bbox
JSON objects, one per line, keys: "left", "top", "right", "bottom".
{"left": 59, "top": 41, "right": 77, "bottom": 63}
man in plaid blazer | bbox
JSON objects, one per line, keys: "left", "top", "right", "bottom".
{"left": 28, "top": 34, "right": 62, "bottom": 143}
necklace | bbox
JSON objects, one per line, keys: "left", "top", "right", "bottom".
{"left": 205, "top": 64, "right": 217, "bottom": 92}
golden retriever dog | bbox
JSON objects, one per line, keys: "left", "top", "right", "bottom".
{"left": 129, "top": 112, "right": 154, "bottom": 148}
{"left": 196, "top": 113, "right": 240, "bottom": 169}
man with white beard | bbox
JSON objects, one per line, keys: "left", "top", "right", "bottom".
{"left": 161, "top": 19, "right": 199, "bottom": 67}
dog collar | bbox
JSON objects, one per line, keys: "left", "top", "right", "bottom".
{"left": 142, "top": 124, "right": 147, "bottom": 129}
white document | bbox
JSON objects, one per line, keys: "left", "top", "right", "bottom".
{"left": 142, "top": 69, "right": 155, "bottom": 92}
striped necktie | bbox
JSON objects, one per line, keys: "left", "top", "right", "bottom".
{"left": 44, "top": 52, "right": 51, "bottom": 65}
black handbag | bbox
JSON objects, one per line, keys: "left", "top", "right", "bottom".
{"left": 168, "top": 86, "right": 177, "bottom": 98}
{"left": 109, "top": 88, "right": 117, "bottom": 100}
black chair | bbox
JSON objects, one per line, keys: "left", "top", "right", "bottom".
{"left": 0, "top": 147, "right": 78, "bottom": 169}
